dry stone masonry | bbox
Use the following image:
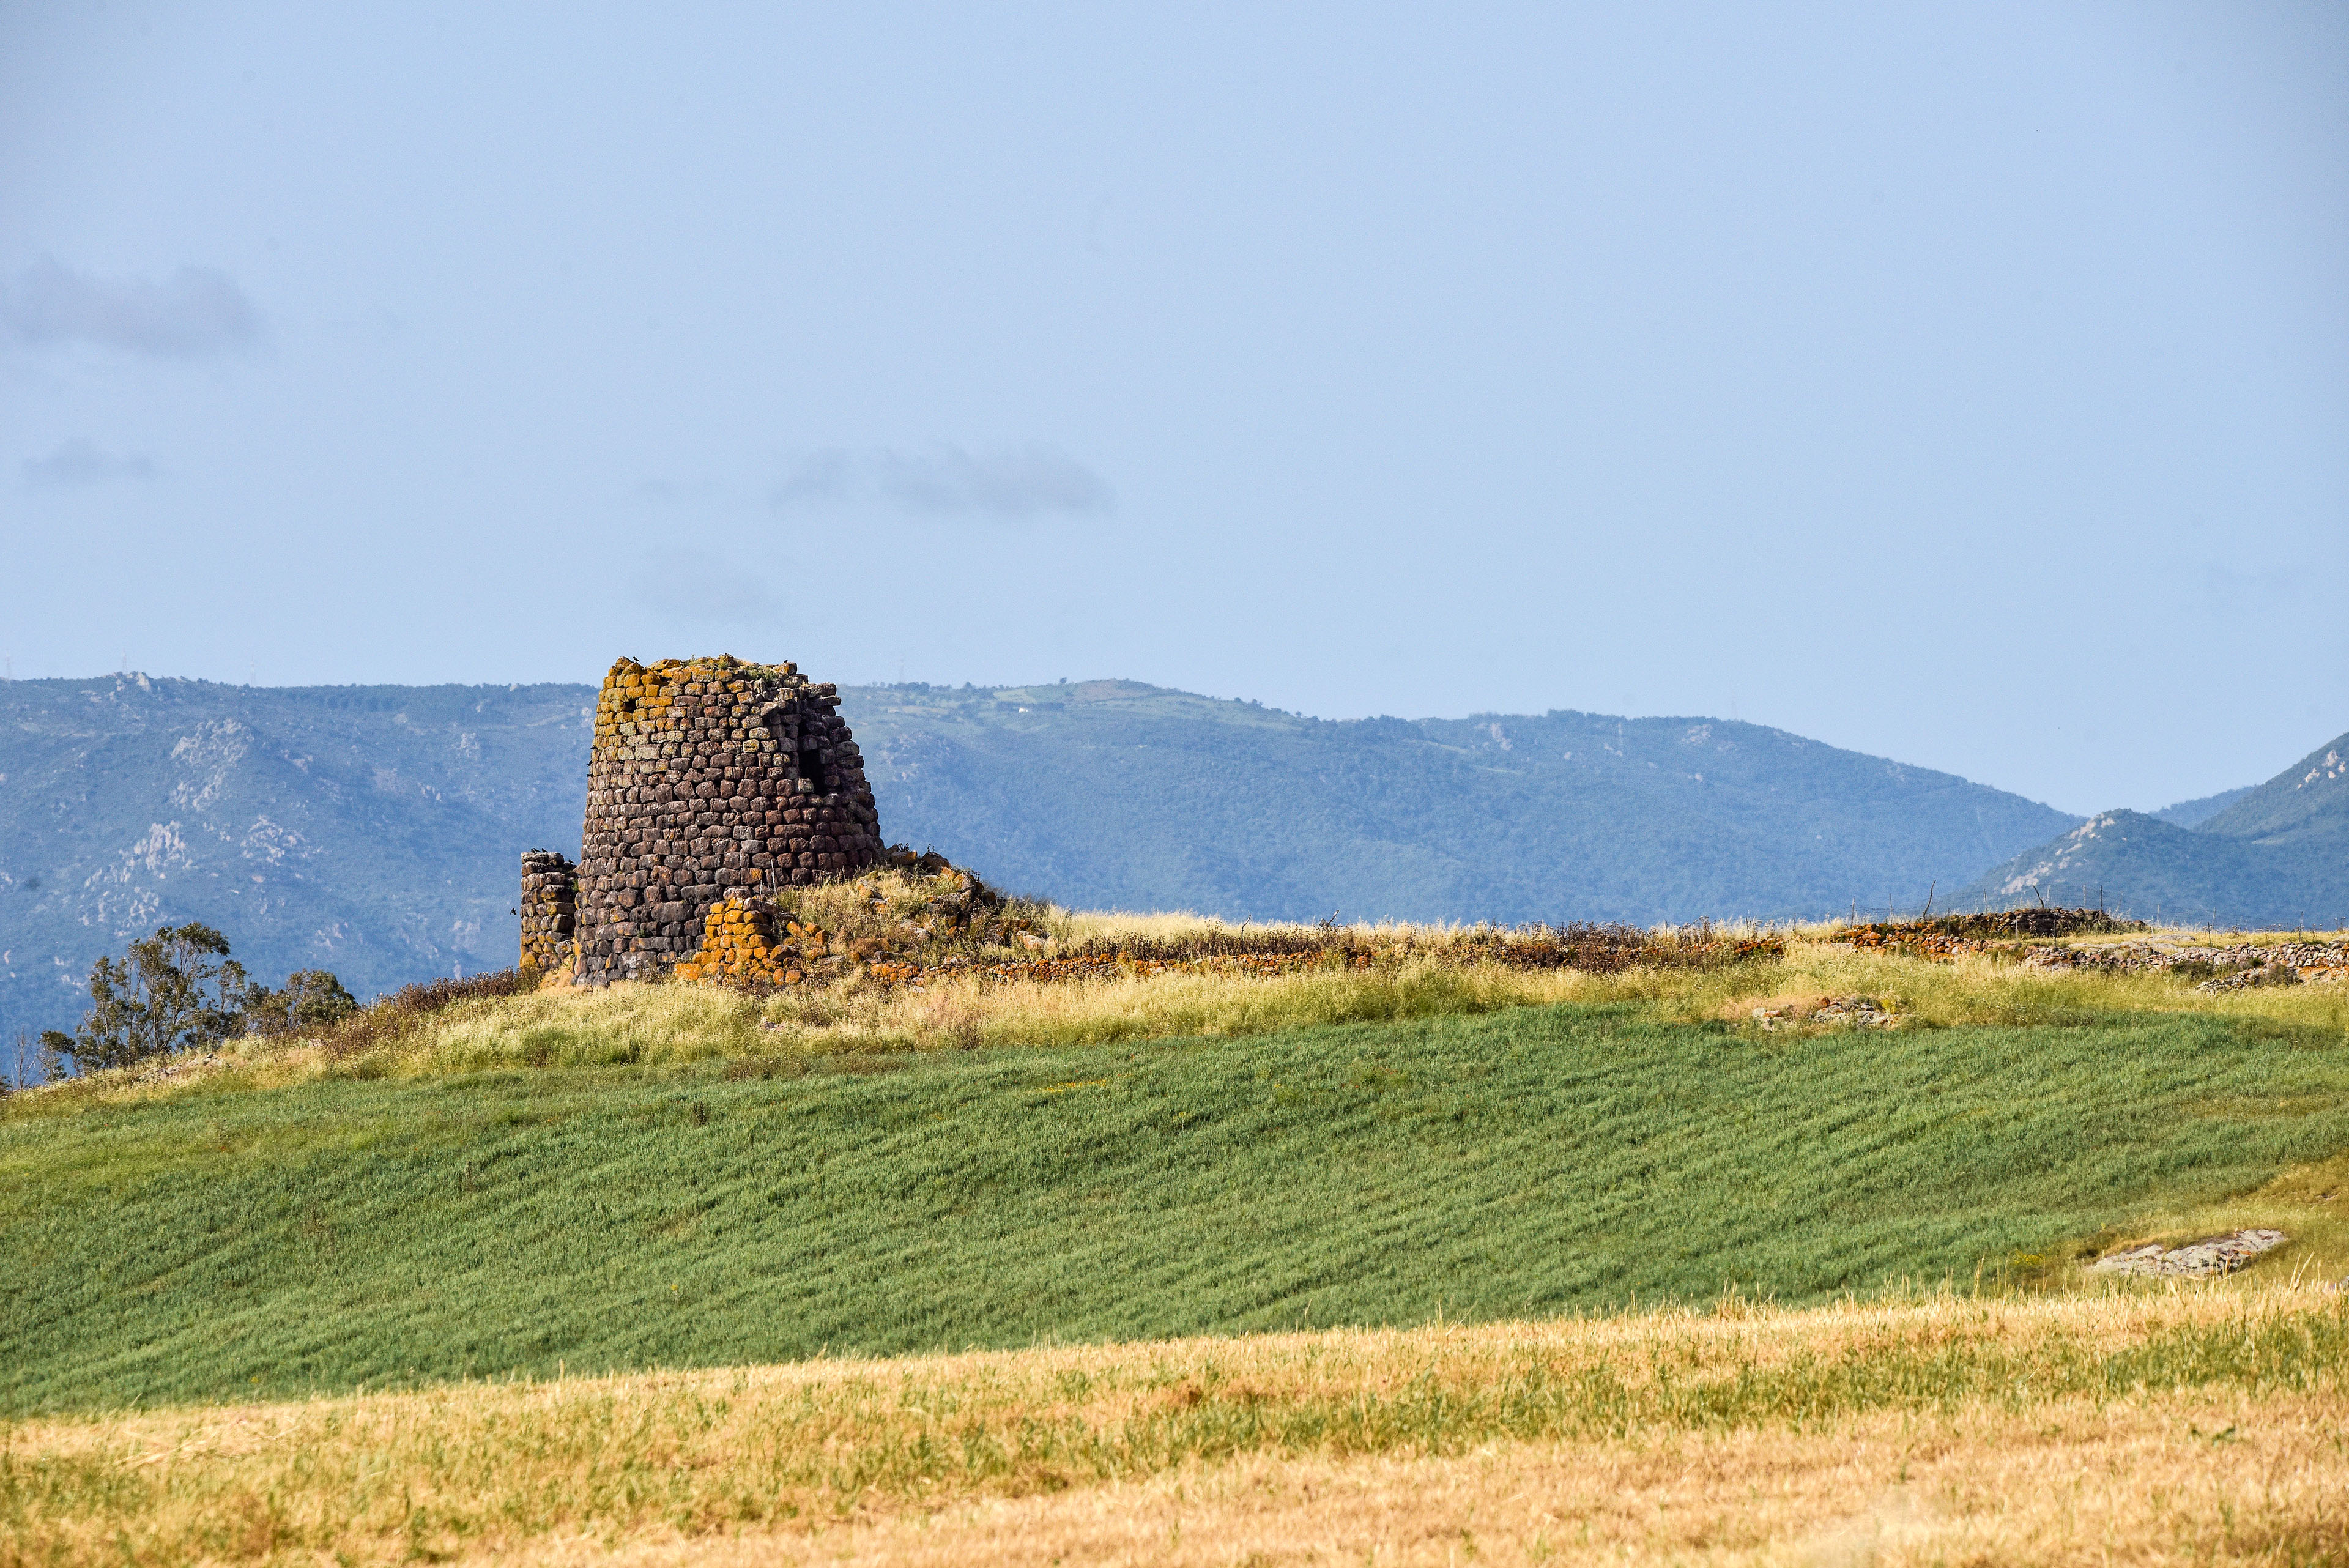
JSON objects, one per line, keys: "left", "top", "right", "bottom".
{"left": 518, "top": 849, "right": 577, "bottom": 974}
{"left": 2020, "top": 939, "right": 2349, "bottom": 989}
{"left": 521, "top": 654, "right": 885, "bottom": 986}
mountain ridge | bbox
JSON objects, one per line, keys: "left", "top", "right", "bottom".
{"left": 844, "top": 681, "right": 2078, "bottom": 927}
{"left": 0, "top": 675, "right": 593, "bottom": 1050}
{"left": 1952, "top": 733, "right": 2349, "bottom": 927}
{"left": 2148, "top": 785, "right": 2257, "bottom": 828}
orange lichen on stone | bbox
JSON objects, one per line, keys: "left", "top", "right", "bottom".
{"left": 677, "top": 893, "right": 796, "bottom": 987}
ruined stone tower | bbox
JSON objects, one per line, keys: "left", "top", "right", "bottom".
{"left": 521, "top": 654, "right": 884, "bottom": 985}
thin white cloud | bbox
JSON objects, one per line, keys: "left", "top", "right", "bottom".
{"left": 23, "top": 437, "right": 158, "bottom": 489}
{"left": 774, "top": 444, "right": 1113, "bottom": 519}
{"left": 771, "top": 449, "right": 855, "bottom": 508}
{"left": 0, "top": 258, "right": 261, "bottom": 359}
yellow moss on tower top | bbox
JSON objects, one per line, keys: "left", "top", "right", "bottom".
{"left": 604, "top": 654, "right": 798, "bottom": 689}
{"left": 568, "top": 650, "right": 879, "bottom": 987}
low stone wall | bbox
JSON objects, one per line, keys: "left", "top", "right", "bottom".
{"left": 2022, "top": 940, "right": 2349, "bottom": 989}
{"left": 518, "top": 849, "right": 577, "bottom": 975}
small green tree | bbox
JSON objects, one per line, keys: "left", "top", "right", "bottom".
{"left": 40, "top": 922, "right": 259, "bottom": 1072}
{"left": 242, "top": 968, "right": 358, "bottom": 1033}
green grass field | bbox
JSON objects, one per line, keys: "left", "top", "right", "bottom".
{"left": 7, "top": 1000, "right": 2347, "bottom": 1418}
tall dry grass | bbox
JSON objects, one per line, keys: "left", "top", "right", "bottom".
{"left": 393, "top": 926, "right": 2349, "bottom": 1074}
{"left": 545, "top": 1391, "right": 2348, "bottom": 1566}
{"left": 5, "top": 1285, "right": 2343, "bottom": 1566}
{"left": 11, "top": 925, "right": 2345, "bottom": 1112}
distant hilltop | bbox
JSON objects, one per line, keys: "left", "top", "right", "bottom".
{"left": 1954, "top": 735, "right": 2349, "bottom": 929}
{"left": 836, "top": 681, "right": 2078, "bottom": 924}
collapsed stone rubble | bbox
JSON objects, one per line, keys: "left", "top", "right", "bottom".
{"left": 676, "top": 852, "right": 1047, "bottom": 987}
{"left": 1835, "top": 912, "right": 2347, "bottom": 990}
{"left": 1835, "top": 908, "right": 2142, "bottom": 963}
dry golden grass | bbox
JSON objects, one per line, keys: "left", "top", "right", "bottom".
{"left": 16, "top": 918, "right": 2344, "bottom": 1109}
{"left": 549, "top": 1395, "right": 2349, "bottom": 1567}
{"left": 7, "top": 1286, "right": 2344, "bottom": 1567}
{"left": 377, "top": 924, "right": 2349, "bottom": 1070}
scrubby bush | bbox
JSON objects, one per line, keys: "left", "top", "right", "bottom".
{"left": 242, "top": 969, "right": 360, "bottom": 1033}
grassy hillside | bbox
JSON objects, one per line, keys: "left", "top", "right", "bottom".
{"left": 9, "top": 919, "right": 2349, "bottom": 1565}
{"left": 8, "top": 962, "right": 2348, "bottom": 1417}
{"left": 1956, "top": 732, "right": 2349, "bottom": 927}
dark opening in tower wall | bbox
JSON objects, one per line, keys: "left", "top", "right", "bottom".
{"left": 521, "top": 653, "right": 885, "bottom": 987}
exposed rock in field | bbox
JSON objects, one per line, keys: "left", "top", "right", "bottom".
{"left": 1751, "top": 995, "right": 1899, "bottom": 1030}
{"left": 2092, "top": 1229, "right": 2287, "bottom": 1278}
{"left": 2193, "top": 965, "right": 2303, "bottom": 993}
{"left": 129, "top": 1052, "right": 229, "bottom": 1085}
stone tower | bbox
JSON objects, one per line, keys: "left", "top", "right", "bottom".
{"left": 525, "top": 653, "right": 885, "bottom": 986}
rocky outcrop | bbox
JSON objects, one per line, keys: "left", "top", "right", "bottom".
{"left": 2093, "top": 1230, "right": 2286, "bottom": 1278}
{"left": 1750, "top": 995, "right": 1901, "bottom": 1030}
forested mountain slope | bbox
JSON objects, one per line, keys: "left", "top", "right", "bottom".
{"left": 0, "top": 675, "right": 590, "bottom": 1047}
{"left": 2150, "top": 785, "right": 2257, "bottom": 828}
{"left": 841, "top": 682, "right": 2074, "bottom": 924}
{"left": 1953, "top": 733, "right": 2349, "bottom": 928}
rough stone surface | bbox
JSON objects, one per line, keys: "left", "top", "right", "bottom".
{"left": 520, "top": 654, "right": 885, "bottom": 986}
{"left": 2020, "top": 940, "right": 2349, "bottom": 989}
{"left": 518, "top": 848, "right": 577, "bottom": 976}
{"left": 1751, "top": 995, "right": 1900, "bottom": 1030}
{"left": 2092, "top": 1229, "right": 2288, "bottom": 1278}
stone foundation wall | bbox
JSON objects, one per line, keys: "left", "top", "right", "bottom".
{"left": 568, "top": 654, "right": 885, "bottom": 986}
{"left": 518, "top": 849, "right": 577, "bottom": 975}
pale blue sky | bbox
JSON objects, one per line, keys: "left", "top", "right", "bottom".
{"left": 2, "top": 2, "right": 2343, "bottom": 814}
